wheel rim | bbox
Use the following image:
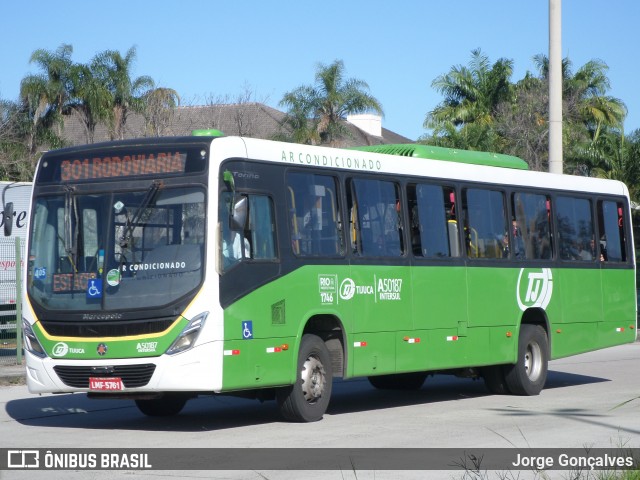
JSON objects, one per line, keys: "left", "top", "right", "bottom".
{"left": 300, "top": 354, "right": 326, "bottom": 404}
{"left": 524, "top": 342, "right": 542, "bottom": 381}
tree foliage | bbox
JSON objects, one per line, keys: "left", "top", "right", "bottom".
{"left": 422, "top": 49, "right": 639, "bottom": 203}
{"left": 0, "top": 44, "right": 160, "bottom": 179}
{"left": 90, "top": 47, "right": 155, "bottom": 140}
{"left": 280, "top": 60, "right": 383, "bottom": 146}
{"left": 427, "top": 48, "right": 514, "bottom": 133}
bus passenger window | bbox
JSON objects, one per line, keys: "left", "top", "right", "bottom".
{"left": 285, "top": 172, "right": 342, "bottom": 257}
{"left": 511, "top": 192, "right": 552, "bottom": 260}
{"left": 408, "top": 184, "right": 457, "bottom": 258}
{"left": 598, "top": 200, "right": 627, "bottom": 262}
{"left": 349, "top": 178, "right": 403, "bottom": 257}
{"left": 462, "top": 188, "right": 507, "bottom": 259}
{"left": 556, "top": 196, "right": 594, "bottom": 261}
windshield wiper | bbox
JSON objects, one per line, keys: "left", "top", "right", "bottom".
{"left": 63, "top": 185, "right": 79, "bottom": 271}
{"left": 119, "top": 181, "right": 163, "bottom": 249}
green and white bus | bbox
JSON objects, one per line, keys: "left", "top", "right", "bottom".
{"left": 22, "top": 135, "right": 637, "bottom": 421}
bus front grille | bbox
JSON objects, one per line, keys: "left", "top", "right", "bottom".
{"left": 53, "top": 364, "right": 156, "bottom": 388}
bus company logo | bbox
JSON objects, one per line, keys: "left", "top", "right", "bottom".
{"left": 52, "top": 342, "right": 69, "bottom": 357}
{"left": 517, "top": 268, "right": 554, "bottom": 311}
{"left": 339, "top": 278, "right": 356, "bottom": 300}
{"left": 339, "top": 278, "right": 375, "bottom": 301}
{"left": 51, "top": 342, "right": 86, "bottom": 357}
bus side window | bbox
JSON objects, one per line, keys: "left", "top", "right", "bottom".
{"left": 286, "top": 172, "right": 342, "bottom": 257}
{"left": 556, "top": 196, "right": 594, "bottom": 262}
{"left": 598, "top": 199, "right": 627, "bottom": 262}
{"left": 511, "top": 192, "right": 552, "bottom": 260}
{"left": 462, "top": 188, "right": 507, "bottom": 259}
{"left": 350, "top": 178, "right": 403, "bottom": 257}
{"left": 409, "top": 183, "right": 456, "bottom": 258}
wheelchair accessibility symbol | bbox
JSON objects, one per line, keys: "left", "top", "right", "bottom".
{"left": 87, "top": 278, "right": 103, "bottom": 299}
{"left": 242, "top": 321, "right": 253, "bottom": 340}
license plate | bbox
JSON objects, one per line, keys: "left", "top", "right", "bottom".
{"left": 89, "top": 377, "right": 123, "bottom": 391}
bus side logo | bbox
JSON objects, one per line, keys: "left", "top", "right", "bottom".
{"left": 517, "top": 268, "right": 553, "bottom": 311}
{"left": 339, "top": 278, "right": 356, "bottom": 300}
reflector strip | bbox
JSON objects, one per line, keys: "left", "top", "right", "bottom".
{"left": 616, "top": 327, "right": 625, "bottom": 332}
{"left": 266, "top": 347, "right": 283, "bottom": 353}
{"left": 446, "top": 336, "right": 459, "bottom": 341}
{"left": 224, "top": 349, "right": 240, "bottom": 356}
{"left": 403, "top": 336, "right": 421, "bottom": 343}
{"left": 354, "top": 341, "right": 367, "bottom": 347}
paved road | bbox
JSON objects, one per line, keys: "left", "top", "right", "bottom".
{"left": 1, "top": 343, "right": 639, "bottom": 479}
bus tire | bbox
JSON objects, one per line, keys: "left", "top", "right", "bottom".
{"left": 368, "top": 372, "right": 427, "bottom": 390}
{"left": 135, "top": 394, "right": 188, "bottom": 417}
{"left": 504, "top": 324, "right": 549, "bottom": 395}
{"left": 276, "top": 334, "right": 333, "bottom": 422}
{"left": 481, "top": 365, "right": 511, "bottom": 394}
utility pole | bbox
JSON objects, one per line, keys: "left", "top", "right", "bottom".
{"left": 548, "top": 0, "right": 563, "bottom": 174}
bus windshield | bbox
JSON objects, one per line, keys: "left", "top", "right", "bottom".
{"left": 27, "top": 185, "right": 205, "bottom": 312}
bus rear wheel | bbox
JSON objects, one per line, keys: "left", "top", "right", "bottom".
{"left": 135, "top": 394, "right": 188, "bottom": 417}
{"left": 504, "top": 324, "right": 549, "bottom": 395}
{"left": 276, "top": 334, "right": 333, "bottom": 422}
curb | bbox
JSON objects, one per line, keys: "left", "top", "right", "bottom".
{"left": 0, "top": 364, "right": 26, "bottom": 386}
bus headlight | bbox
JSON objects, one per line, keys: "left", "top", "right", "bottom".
{"left": 166, "top": 312, "right": 208, "bottom": 355}
{"left": 23, "top": 319, "right": 47, "bottom": 358}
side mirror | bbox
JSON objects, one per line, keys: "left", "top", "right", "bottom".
{"left": 3, "top": 202, "right": 13, "bottom": 237}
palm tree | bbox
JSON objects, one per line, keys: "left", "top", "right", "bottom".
{"left": 67, "top": 62, "right": 111, "bottom": 144}
{"left": 26, "top": 44, "right": 74, "bottom": 125}
{"left": 276, "top": 95, "right": 320, "bottom": 145}
{"left": 535, "top": 55, "right": 627, "bottom": 135}
{"left": 91, "top": 46, "right": 154, "bottom": 140}
{"left": 280, "top": 60, "right": 383, "bottom": 146}
{"left": 19, "top": 44, "right": 73, "bottom": 153}
{"left": 425, "top": 48, "right": 514, "bottom": 150}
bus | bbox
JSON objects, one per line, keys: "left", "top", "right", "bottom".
{"left": 22, "top": 135, "right": 637, "bottom": 421}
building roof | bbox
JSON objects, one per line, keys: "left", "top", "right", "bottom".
{"left": 61, "top": 103, "right": 412, "bottom": 147}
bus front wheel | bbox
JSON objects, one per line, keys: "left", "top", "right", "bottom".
{"left": 276, "top": 334, "right": 333, "bottom": 422}
{"left": 504, "top": 324, "right": 549, "bottom": 395}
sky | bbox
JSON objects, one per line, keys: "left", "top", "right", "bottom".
{"left": 1, "top": 0, "right": 639, "bottom": 141}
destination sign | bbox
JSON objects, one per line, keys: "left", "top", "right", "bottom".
{"left": 60, "top": 152, "right": 186, "bottom": 181}
{"left": 36, "top": 141, "right": 209, "bottom": 184}
{"left": 52, "top": 273, "right": 96, "bottom": 293}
